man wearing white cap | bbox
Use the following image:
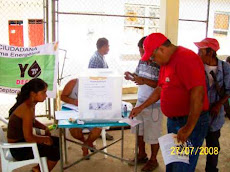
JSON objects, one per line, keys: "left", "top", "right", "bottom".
{"left": 194, "top": 38, "right": 230, "bottom": 172}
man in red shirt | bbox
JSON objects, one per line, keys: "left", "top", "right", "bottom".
{"left": 130, "top": 33, "right": 209, "bottom": 172}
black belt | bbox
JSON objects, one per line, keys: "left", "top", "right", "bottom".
{"left": 170, "top": 111, "right": 208, "bottom": 121}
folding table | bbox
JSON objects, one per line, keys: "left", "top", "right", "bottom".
{"left": 58, "top": 116, "right": 139, "bottom": 172}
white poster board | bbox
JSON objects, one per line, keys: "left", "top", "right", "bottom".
{"left": 78, "top": 69, "right": 122, "bottom": 121}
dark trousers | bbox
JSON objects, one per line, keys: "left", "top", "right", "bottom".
{"left": 205, "top": 129, "right": 221, "bottom": 172}
{"left": 10, "top": 136, "right": 60, "bottom": 161}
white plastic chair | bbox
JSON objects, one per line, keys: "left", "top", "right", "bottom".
{"left": 0, "top": 116, "right": 48, "bottom": 172}
{"left": 100, "top": 127, "right": 108, "bottom": 158}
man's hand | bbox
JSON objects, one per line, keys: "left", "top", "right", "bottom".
{"left": 177, "top": 125, "right": 193, "bottom": 144}
{"left": 210, "top": 102, "right": 222, "bottom": 118}
{"left": 45, "top": 127, "right": 51, "bottom": 136}
{"left": 74, "top": 99, "right": 78, "bottom": 106}
{"left": 43, "top": 136, "right": 53, "bottom": 146}
{"left": 124, "top": 71, "right": 134, "bottom": 81}
{"left": 134, "top": 76, "right": 145, "bottom": 85}
{"left": 129, "top": 106, "right": 143, "bottom": 118}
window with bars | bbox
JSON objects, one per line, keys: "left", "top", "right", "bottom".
{"left": 124, "top": 4, "right": 159, "bottom": 31}
{"left": 122, "top": 3, "right": 160, "bottom": 60}
{"left": 213, "top": 12, "right": 230, "bottom": 37}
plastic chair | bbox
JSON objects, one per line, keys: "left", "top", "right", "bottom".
{"left": 100, "top": 127, "right": 108, "bottom": 158}
{"left": 0, "top": 116, "right": 48, "bottom": 172}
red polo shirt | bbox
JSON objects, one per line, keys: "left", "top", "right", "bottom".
{"left": 158, "top": 46, "right": 209, "bottom": 118}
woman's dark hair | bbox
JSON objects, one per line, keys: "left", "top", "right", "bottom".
{"left": 96, "top": 38, "right": 108, "bottom": 49}
{"left": 9, "top": 78, "right": 48, "bottom": 117}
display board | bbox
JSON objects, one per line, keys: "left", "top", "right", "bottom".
{"left": 78, "top": 69, "right": 122, "bottom": 121}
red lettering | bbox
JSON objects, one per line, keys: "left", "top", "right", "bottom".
{"left": 16, "top": 80, "right": 20, "bottom": 84}
{"left": 16, "top": 79, "right": 30, "bottom": 85}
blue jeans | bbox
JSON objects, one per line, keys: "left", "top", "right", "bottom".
{"left": 166, "top": 112, "right": 209, "bottom": 172}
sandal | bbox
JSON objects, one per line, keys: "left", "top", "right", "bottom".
{"left": 129, "top": 155, "right": 148, "bottom": 166}
{"left": 141, "top": 160, "right": 159, "bottom": 172}
{"left": 89, "top": 143, "right": 96, "bottom": 152}
{"left": 89, "top": 145, "right": 96, "bottom": 153}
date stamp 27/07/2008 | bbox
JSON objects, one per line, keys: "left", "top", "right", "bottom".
{"left": 170, "top": 146, "right": 219, "bottom": 156}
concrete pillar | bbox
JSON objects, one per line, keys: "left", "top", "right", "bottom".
{"left": 159, "top": 0, "right": 179, "bottom": 45}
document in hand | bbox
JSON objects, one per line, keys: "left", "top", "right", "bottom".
{"left": 158, "top": 133, "right": 189, "bottom": 165}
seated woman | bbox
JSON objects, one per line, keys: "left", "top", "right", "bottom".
{"left": 7, "top": 78, "right": 60, "bottom": 172}
{"left": 61, "top": 79, "right": 102, "bottom": 158}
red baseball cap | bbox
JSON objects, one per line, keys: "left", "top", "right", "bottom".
{"left": 194, "top": 38, "right": 220, "bottom": 51}
{"left": 141, "top": 33, "right": 168, "bottom": 61}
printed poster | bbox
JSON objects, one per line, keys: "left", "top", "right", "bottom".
{"left": 0, "top": 43, "right": 58, "bottom": 98}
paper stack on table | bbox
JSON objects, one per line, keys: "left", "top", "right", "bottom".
{"left": 55, "top": 110, "right": 79, "bottom": 120}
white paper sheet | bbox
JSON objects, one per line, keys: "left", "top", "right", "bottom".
{"left": 82, "top": 78, "right": 111, "bottom": 99}
{"left": 119, "top": 118, "right": 142, "bottom": 127}
{"left": 55, "top": 110, "right": 79, "bottom": 120}
{"left": 78, "top": 73, "right": 122, "bottom": 120}
{"left": 62, "top": 103, "right": 79, "bottom": 111}
{"left": 158, "top": 133, "right": 189, "bottom": 165}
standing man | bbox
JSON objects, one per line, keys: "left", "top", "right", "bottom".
{"left": 130, "top": 33, "right": 209, "bottom": 172}
{"left": 125, "top": 36, "right": 162, "bottom": 172}
{"left": 88, "top": 37, "right": 109, "bottom": 68}
{"left": 88, "top": 37, "right": 114, "bottom": 141}
{"left": 194, "top": 38, "right": 230, "bottom": 172}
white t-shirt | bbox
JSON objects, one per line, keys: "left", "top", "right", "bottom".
{"left": 204, "top": 64, "right": 218, "bottom": 86}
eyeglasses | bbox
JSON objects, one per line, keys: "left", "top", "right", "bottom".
{"left": 150, "top": 48, "right": 158, "bottom": 61}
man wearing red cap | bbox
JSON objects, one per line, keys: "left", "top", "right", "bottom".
{"left": 194, "top": 38, "right": 230, "bottom": 172}
{"left": 130, "top": 33, "right": 209, "bottom": 171}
